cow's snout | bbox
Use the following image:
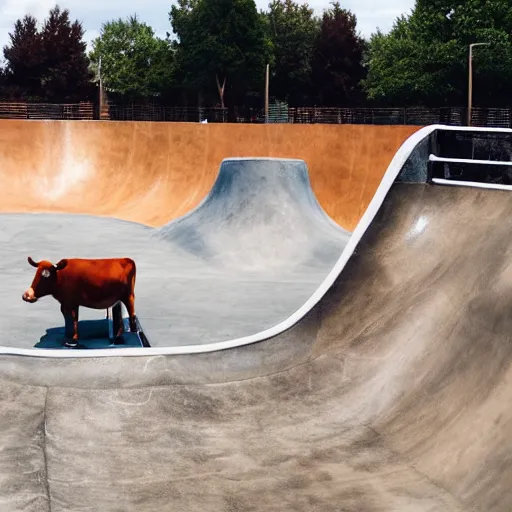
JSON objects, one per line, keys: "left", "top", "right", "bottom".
{"left": 22, "top": 288, "right": 38, "bottom": 303}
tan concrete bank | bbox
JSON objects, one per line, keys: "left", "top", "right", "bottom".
{"left": 0, "top": 120, "right": 419, "bottom": 230}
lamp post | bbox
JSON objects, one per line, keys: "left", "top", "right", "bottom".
{"left": 98, "top": 56, "right": 103, "bottom": 120}
{"left": 265, "top": 63, "right": 269, "bottom": 123}
{"left": 467, "top": 42, "right": 490, "bottom": 126}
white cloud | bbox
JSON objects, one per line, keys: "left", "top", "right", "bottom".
{"left": 0, "top": 0, "right": 55, "bottom": 26}
{"left": 0, "top": 0, "right": 414, "bottom": 59}
{"left": 285, "top": 0, "right": 415, "bottom": 36}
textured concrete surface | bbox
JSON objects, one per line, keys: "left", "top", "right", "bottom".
{"left": 6, "top": 158, "right": 349, "bottom": 349}
{"left": 0, "top": 120, "right": 419, "bottom": 230}
{"left": 2, "top": 183, "right": 511, "bottom": 511}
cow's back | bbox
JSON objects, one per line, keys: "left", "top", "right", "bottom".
{"left": 55, "top": 258, "right": 136, "bottom": 308}
{"left": 72, "top": 257, "right": 133, "bottom": 276}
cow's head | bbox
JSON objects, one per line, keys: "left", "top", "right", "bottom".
{"left": 22, "top": 257, "right": 68, "bottom": 303}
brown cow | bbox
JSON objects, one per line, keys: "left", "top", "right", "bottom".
{"left": 22, "top": 256, "right": 138, "bottom": 347}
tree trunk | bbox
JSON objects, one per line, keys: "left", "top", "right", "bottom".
{"left": 216, "top": 74, "right": 226, "bottom": 109}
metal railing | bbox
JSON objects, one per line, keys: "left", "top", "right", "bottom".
{"left": 107, "top": 104, "right": 228, "bottom": 123}
{"left": 277, "top": 106, "right": 510, "bottom": 127}
{"left": 0, "top": 101, "right": 510, "bottom": 127}
{"left": 106, "top": 104, "right": 512, "bottom": 127}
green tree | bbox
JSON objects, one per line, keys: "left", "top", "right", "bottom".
{"left": 264, "top": 0, "right": 319, "bottom": 105}
{"left": 362, "top": 18, "right": 422, "bottom": 106}
{"left": 3, "top": 15, "right": 44, "bottom": 99}
{"left": 169, "top": 0, "right": 272, "bottom": 110}
{"left": 310, "top": 2, "right": 366, "bottom": 106}
{"left": 40, "top": 5, "right": 94, "bottom": 101}
{"left": 89, "top": 15, "right": 175, "bottom": 100}
{"left": 363, "top": 0, "right": 512, "bottom": 107}
{"left": 3, "top": 6, "right": 93, "bottom": 102}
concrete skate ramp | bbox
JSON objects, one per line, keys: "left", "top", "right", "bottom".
{"left": 1, "top": 125, "right": 511, "bottom": 511}
{"left": 0, "top": 120, "right": 419, "bottom": 230}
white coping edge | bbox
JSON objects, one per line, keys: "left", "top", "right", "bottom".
{"left": 0, "top": 123, "right": 507, "bottom": 359}
{"left": 432, "top": 178, "right": 512, "bottom": 191}
{"left": 429, "top": 154, "right": 512, "bottom": 166}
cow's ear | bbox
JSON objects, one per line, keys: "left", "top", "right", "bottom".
{"left": 28, "top": 257, "right": 39, "bottom": 268}
{"left": 54, "top": 259, "right": 68, "bottom": 271}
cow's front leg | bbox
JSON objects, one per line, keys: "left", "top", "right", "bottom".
{"left": 61, "top": 304, "right": 73, "bottom": 339}
{"left": 71, "top": 307, "right": 79, "bottom": 342}
{"left": 64, "top": 306, "right": 79, "bottom": 348}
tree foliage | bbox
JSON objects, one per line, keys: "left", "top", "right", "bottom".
{"left": 3, "top": 5, "right": 93, "bottom": 101}
{"left": 311, "top": 2, "right": 366, "bottom": 106}
{"left": 89, "top": 15, "right": 175, "bottom": 100}
{"left": 3, "top": 15, "right": 43, "bottom": 99}
{"left": 5, "top": 0, "right": 512, "bottom": 110}
{"left": 363, "top": 0, "right": 512, "bottom": 107}
{"left": 262, "top": 0, "right": 365, "bottom": 106}
{"left": 40, "top": 6, "right": 94, "bottom": 101}
{"left": 264, "top": 0, "right": 318, "bottom": 105}
{"left": 169, "top": 0, "right": 271, "bottom": 109}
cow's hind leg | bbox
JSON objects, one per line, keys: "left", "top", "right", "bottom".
{"left": 112, "top": 302, "right": 125, "bottom": 344}
{"left": 122, "top": 294, "right": 138, "bottom": 333}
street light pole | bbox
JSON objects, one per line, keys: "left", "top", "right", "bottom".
{"left": 98, "top": 57, "right": 102, "bottom": 119}
{"left": 265, "top": 63, "right": 269, "bottom": 123}
{"left": 467, "top": 42, "right": 490, "bottom": 126}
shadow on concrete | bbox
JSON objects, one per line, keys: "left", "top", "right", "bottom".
{"left": 35, "top": 319, "right": 143, "bottom": 350}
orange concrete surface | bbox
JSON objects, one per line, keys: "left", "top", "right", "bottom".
{"left": 0, "top": 120, "right": 420, "bottom": 231}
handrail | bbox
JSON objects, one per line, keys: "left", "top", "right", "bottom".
{"left": 429, "top": 154, "right": 512, "bottom": 166}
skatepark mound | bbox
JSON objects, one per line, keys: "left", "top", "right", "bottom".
{"left": 156, "top": 158, "right": 349, "bottom": 271}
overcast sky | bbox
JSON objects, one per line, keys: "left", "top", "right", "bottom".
{"left": 0, "top": 0, "right": 415, "bottom": 55}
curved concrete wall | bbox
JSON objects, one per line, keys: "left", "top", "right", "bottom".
{"left": 0, "top": 120, "right": 419, "bottom": 230}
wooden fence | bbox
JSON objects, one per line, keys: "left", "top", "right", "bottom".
{"left": 0, "top": 102, "right": 95, "bottom": 120}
